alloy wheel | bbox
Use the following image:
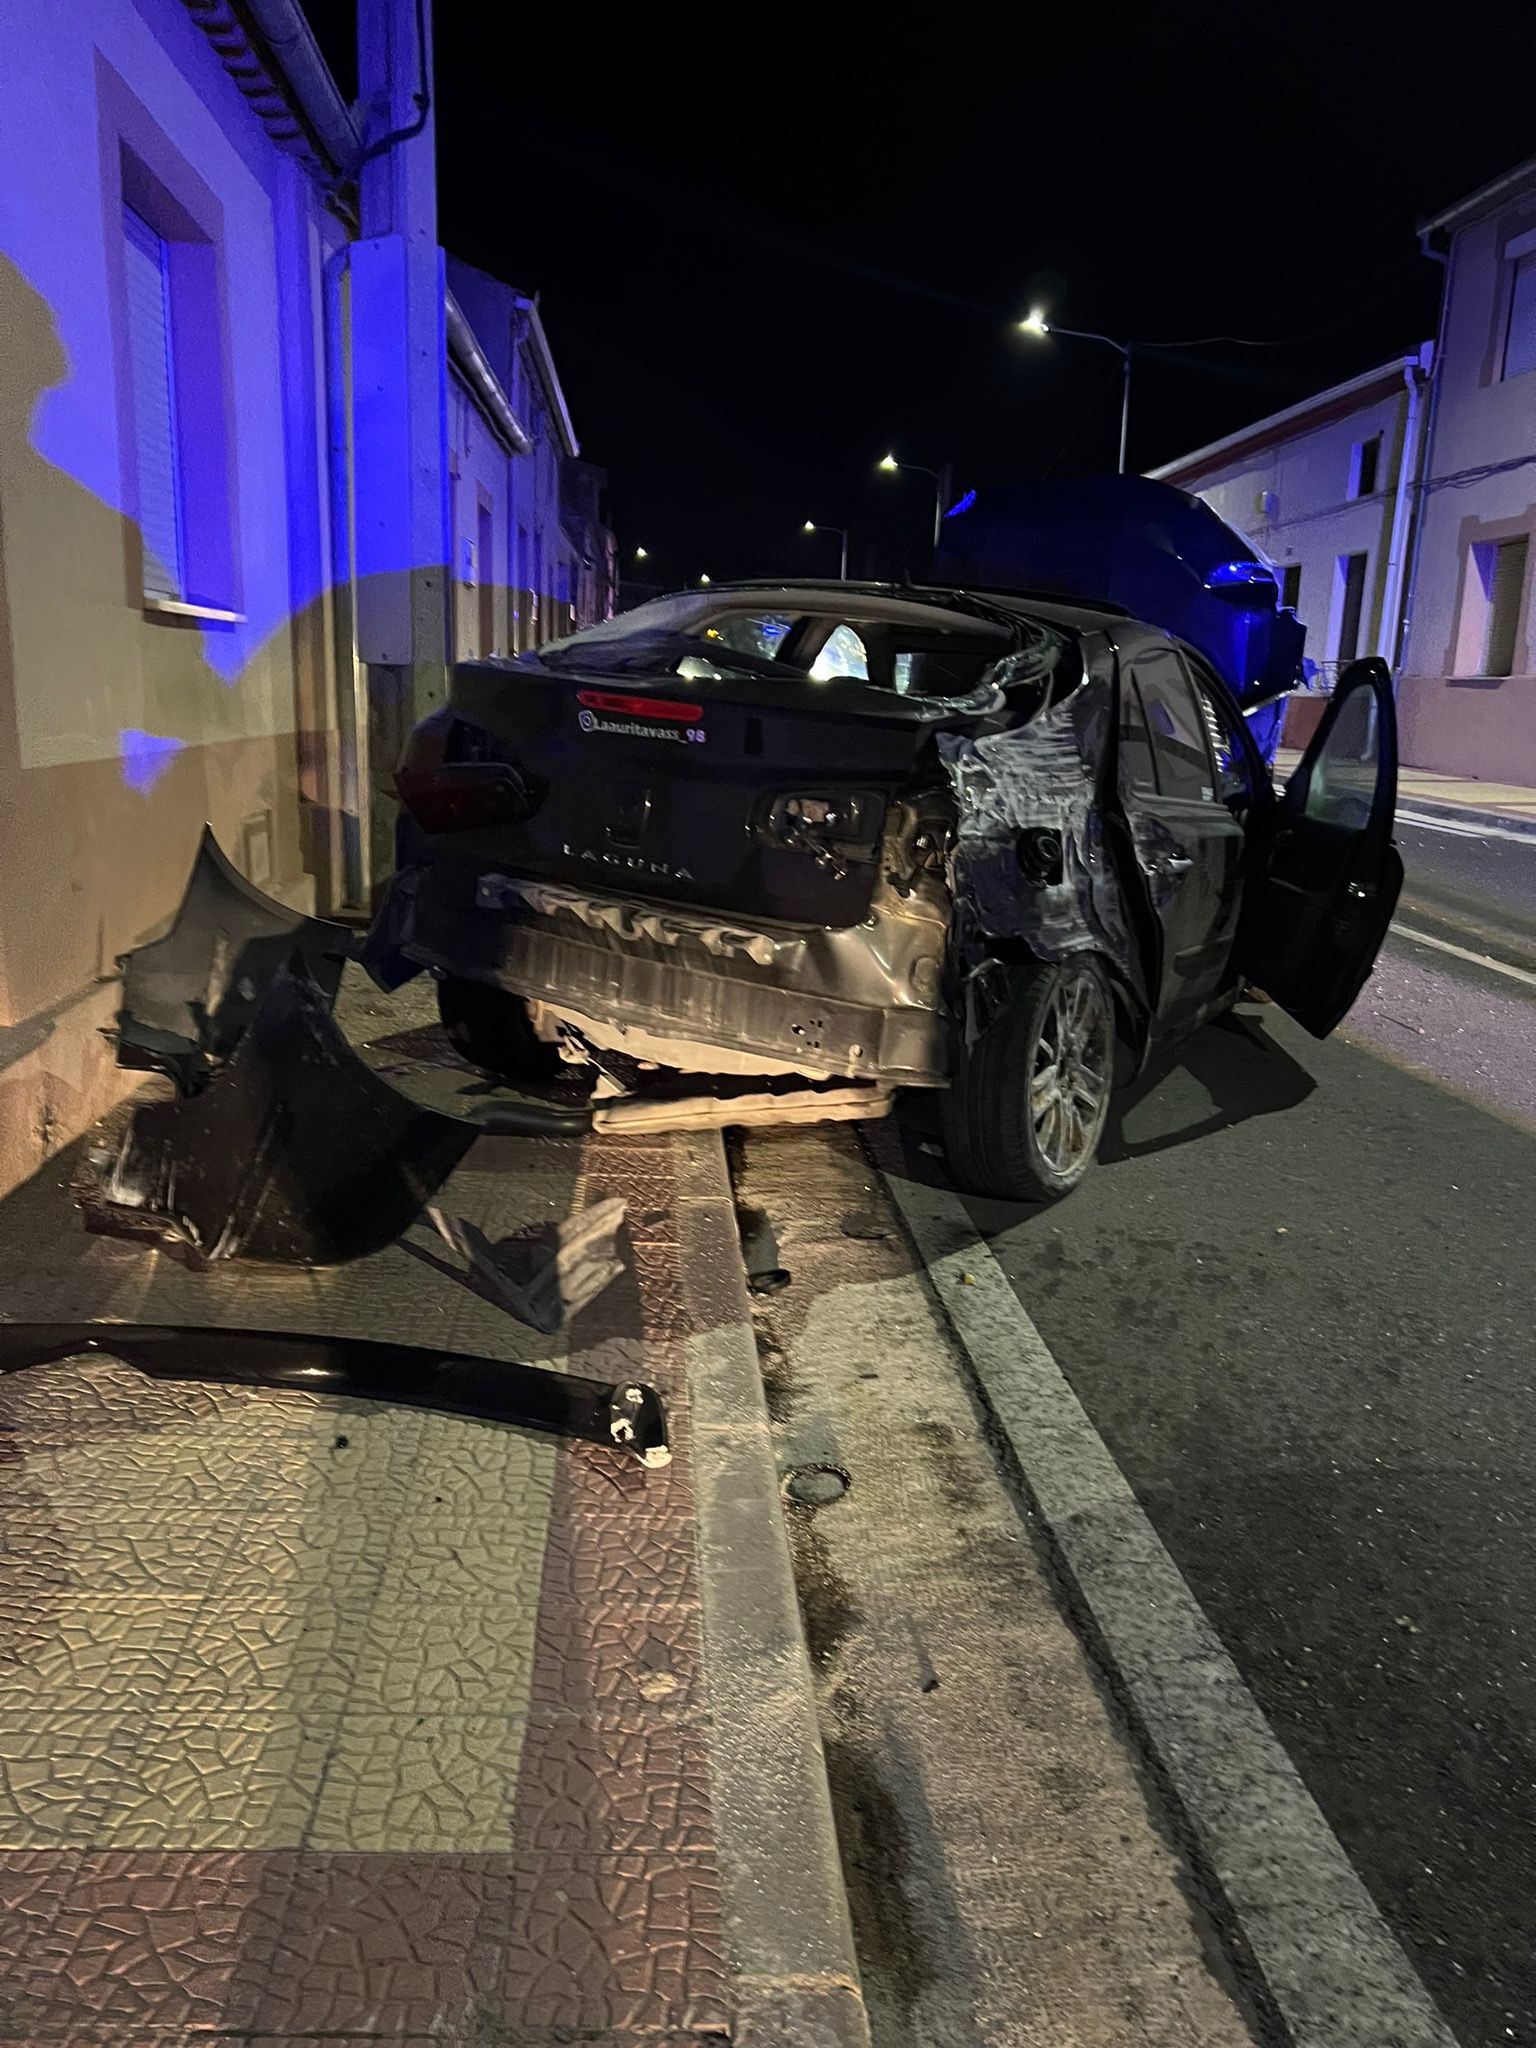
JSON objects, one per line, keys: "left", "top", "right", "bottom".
{"left": 1030, "top": 966, "right": 1112, "bottom": 1177}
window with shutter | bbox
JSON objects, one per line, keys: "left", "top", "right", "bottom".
{"left": 1503, "top": 253, "right": 1536, "bottom": 381}
{"left": 1485, "top": 537, "right": 1529, "bottom": 677}
{"left": 122, "top": 207, "right": 185, "bottom": 600}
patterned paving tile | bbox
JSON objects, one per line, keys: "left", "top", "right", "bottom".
{"left": 500, "top": 1851, "right": 731, "bottom": 2035}
{"left": 304, "top": 1713, "right": 526, "bottom": 1853}
{"left": 0, "top": 1846, "right": 291, "bottom": 2035}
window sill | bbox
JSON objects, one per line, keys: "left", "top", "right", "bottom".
{"left": 143, "top": 595, "right": 245, "bottom": 624}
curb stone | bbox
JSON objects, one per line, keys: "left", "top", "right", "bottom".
{"left": 673, "top": 1129, "right": 871, "bottom": 2048}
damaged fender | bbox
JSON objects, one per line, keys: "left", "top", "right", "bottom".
{"left": 115, "top": 825, "right": 355, "bottom": 1092}
{"left": 0, "top": 1324, "right": 669, "bottom": 1467}
{"left": 940, "top": 665, "right": 1153, "bottom": 1045}
{"left": 92, "top": 958, "right": 592, "bottom": 1266}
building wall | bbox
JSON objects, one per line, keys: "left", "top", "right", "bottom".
{"left": 1168, "top": 384, "right": 1411, "bottom": 677}
{"left": 0, "top": 0, "right": 341, "bottom": 1190}
{"left": 1400, "top": 183, "right": 1536, "bottom": 785}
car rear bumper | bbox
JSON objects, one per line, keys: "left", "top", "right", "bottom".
{"left": 385, "top": 862, "right": 950, "bottom": 1087}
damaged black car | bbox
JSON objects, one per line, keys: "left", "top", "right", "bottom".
{"left": 367, "top": 579, "right": 1402, "bottom": 1202}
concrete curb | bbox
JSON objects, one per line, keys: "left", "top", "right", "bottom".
{"left": 673, "top": 1130, "right": 871, "bottom": 2048}
{"left": 1395, "top": 792, "right": 1536, "bottom": 838}
{"left": 876, "top": 1149, "right": 1459, "bottom": 2048}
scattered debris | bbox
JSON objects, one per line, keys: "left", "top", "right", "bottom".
{"left": 737, "top": 1203, "right": 791, "bottom": 1296}
{"left": 113, "top": 825, "right": 354, "bottom": 1093}
{"left": 0, "top": 1323, "right": 670, "bottom": 1466}
{"left": 86, "top": 961, "right": 591, "bottom": 1266}
{"left": 420, "top": 1198, "right": 627, "bottom": 1334}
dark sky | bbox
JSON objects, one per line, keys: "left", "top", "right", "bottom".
{"left": 312, "top": 4, "right": 1536, "bottom": 584}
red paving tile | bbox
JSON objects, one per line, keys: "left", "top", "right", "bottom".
{"left": 0, "top": 1130, "right": 736, "bottom": 2044}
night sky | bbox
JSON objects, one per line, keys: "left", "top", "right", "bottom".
{"left": 312, "top": 4, "right": 1536, "bottom": 585}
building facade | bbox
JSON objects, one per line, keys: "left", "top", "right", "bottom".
{"left": 0, "top": 0, "right": 610, "bottom": 1201}
{"left": 1399, "top": 158, "right": 1536, "bottom": 786}
{"left": 1149, "top": 350, "right": 1433, "bottom": 748}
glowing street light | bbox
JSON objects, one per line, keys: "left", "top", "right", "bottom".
{"left": 698, "top": 572, "right": 711, "bottom": 585}
{"left": 1017, "top": 310, "right": 1133, "bottom": 473}
{"left": 876, "top": 453, "right": 951, "bottom": 547}
{"left": 803, "top": 519, "right": 850, "bottom": 580}
{"left": 634, "top": 545, "right": 649, "bottom": 562}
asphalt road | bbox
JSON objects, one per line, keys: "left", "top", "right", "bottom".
{"left": 1395, "top": 809, "right": 1536, "bottom": 967}
{"left": 951, "top": 905, "right": 1536, "bottom": 2048}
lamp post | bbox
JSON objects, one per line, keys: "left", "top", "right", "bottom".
{"left": 1018, "top": 310, "right": 1133, "bottom": 474}
{"left": 877, "top": 453, "right": 953, "bottom": 548}
{"left": 802, "top": 519, "right": 850, "bottom": 580}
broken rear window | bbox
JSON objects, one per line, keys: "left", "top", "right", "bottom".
{"left": 534, "top": 592, "right": 1038, "bottom": 701}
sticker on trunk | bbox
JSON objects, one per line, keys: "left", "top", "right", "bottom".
{"left": 575, "top": 690, "right": 706, "bottom": 744}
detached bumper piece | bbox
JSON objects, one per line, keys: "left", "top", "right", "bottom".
{"left": 0, "top": 1324, "right": 670, "bottom": 1468}
{"left": 92, "top": 959, "right": 592, "bottom": 1266}
{"left": 115, "top": 826, "right": 356, "bottom": 1094}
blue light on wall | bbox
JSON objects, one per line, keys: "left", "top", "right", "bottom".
{"left": 119, "top": 727, "right": 186, "bottom": 794}
{"left": 944, "top": 488, "right": 977, "bottom": 520}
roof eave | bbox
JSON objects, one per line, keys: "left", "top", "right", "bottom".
{"left": 1146, "top": 350, "right": 1431, "bottom": 485}
{"left": 1419, "top": 155, "right": 1536, "bottom": 237}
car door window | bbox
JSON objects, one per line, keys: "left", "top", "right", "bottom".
{"left": 1133, "top": 649, "right": 1214, "bottom": 801}
{"left": 1304, "top": 680, "right": 1380, "bottom": 829}
{"left": 1187, "top": 666, "right": 1254, "bottom": 809}
{"left": 1118, "top": 678, "right": 1158, "bottom": 797}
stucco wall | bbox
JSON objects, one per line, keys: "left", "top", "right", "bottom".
{"left": 0, "top": 0, "right": 338, "bottom": 1189}
{"left": 1399, "top": 189, "right": 1536, "bottom": 784}
{"left": 1174, "top": 385, "right": 1408, "bottom": 671}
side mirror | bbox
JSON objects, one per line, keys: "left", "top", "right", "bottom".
{"left": 1203, "top": 559, "right": 1277, "bottom": 609}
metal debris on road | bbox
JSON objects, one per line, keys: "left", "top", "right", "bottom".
{"left": 420, "top": 1197, "right": 628, "bottom": 1333}
{"left": 0, "top": 1322, "right": 671, "bottom": 1465}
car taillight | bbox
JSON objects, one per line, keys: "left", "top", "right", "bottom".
{"left": 576, "top": 689, "right": 702, "bottom": 722}
{"left": 396, "top": 763, "right": 537, "bottom": 833}
{"left": 396, "top": 719, "right": 540, "bottom": 833}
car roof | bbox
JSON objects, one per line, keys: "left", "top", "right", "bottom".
{"left": 693, "top": 578, "right": 1132, "bottom": 638}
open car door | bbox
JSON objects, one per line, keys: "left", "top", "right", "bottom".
{"left": 1237, "top": 657, "right": 1404, "bottom": 1038}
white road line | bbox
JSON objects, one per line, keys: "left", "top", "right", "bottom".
{"left": 878, "top": 1160, "right": 1459, "bottom": 2048}
{"left": 1396, "top": 808, "right": 1536, "bottom": 846}
{"left": 1390, "top": 922, "right": 1536, "bottom": 988}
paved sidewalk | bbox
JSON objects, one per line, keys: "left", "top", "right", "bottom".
{"left": 1278, "top": 746, "right": 1536, "bottom": 832}
{"left": 0, "top": 975, "right": 862, "bottom": 2047}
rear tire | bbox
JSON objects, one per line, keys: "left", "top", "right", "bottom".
{"left": 436, "top": 975, "right": 562, "bottom": 1083}
{"left": 941, "top": 957, "right": 1114, "bottom": 1202}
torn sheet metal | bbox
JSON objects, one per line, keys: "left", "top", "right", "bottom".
{"left": 0, "top": 1323, "right": 669, "bottom": 1467}
{"left": 476, "top": 873, "right": 784, "bottom": 967}
{"left": 115, "top": 826, "right": 355, "bottom": 1093}
{"left": 420, "top": 1198, "right": 628, "bottom": 1335}
{"left": 939, "top": 673, "right": 1145, "bottom": 1010}
{"left": 89, "top": 959, "right": 592, "bottom": 1268}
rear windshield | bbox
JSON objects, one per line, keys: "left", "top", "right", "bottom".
{"left": 532, "top": 592, "right": 1036, "bottom": 700}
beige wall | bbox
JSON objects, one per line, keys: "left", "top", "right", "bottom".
{"left": 1172, "top": 383, "right": 1410, "bottom": 670}
{"left": 0, "top": 0, "right": 339, "bottom": 1196}
{"left": 1400, "top": 183, "right": 1536, "bottom": 783}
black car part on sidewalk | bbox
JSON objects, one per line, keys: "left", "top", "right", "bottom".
{"left": 90, "top": 957, "right": 593, "bottom": 1266}
{"left": 0, "top": 1324, "right": 670, "bottom": 1467}
{"left": 114, "top": 825, "right": 356, "bottom": 1094}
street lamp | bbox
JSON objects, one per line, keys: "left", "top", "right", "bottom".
{"left": 876, "top": 453, "right": 952, "bottom": 548}
{"left": 698, "top": 572, "right": 711, "bottom": 586}
{"left": 802, "top": 519, "right": 850, "bottom": 581}
{"left": 634, "top": 545, "right": 649, "bottom": 562}
{"left": 1017, "top": 310, "right": 1133, "bottom": 474}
